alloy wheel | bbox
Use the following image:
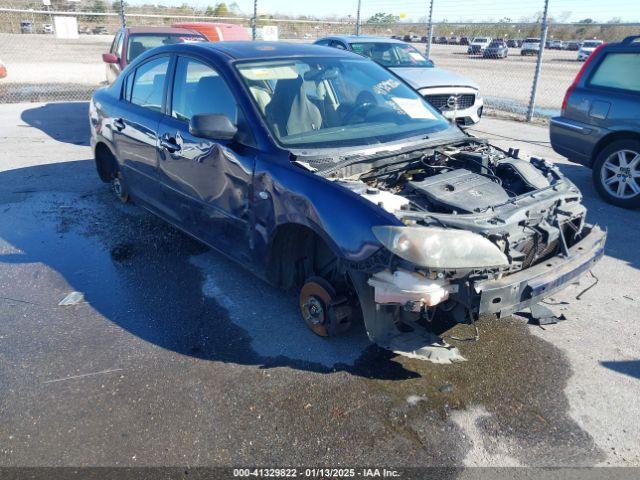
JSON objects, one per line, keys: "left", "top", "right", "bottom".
{"left": 600, "top": 149, "right": 640, "bottom": 199}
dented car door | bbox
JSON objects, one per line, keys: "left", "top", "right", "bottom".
{"left": 157, "top": 55, "right": 254, "bottom": 261}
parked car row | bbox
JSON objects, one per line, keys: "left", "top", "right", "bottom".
{"left": 89, "top": 39, "right": 606, "bottom": 361}
{"left": 403, "top": 33, "right": 605, "bottom": 60}
{"left": 19, "top": 20, "right": 54, "bottom": 34}
{"left": 391, "top": 35, "right": 472, "bottom": 45}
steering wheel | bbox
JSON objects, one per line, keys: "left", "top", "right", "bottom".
{"left": 343, "top": 91, "right": 377, "bottom": 124}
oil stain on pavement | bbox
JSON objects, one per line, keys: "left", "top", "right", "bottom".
{"left": 0, "top": 163, "right": 605, "bottom": 466}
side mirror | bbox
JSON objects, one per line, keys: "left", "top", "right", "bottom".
{"left": 102, "top": 53, "right": 119, "bottom": 64}
{"left": 189, "top": 114, "right": 238, "bottom": 141}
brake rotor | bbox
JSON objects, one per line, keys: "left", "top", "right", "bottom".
{"left": 299, "top": 277, "right": 337, "bottom": 337}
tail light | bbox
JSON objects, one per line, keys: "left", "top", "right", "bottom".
{"left": 561, "top": 42, "right": 606, "bottom": 116}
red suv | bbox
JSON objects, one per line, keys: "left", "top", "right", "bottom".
{"left": 102, "top": 26, "right": 206, "bottom": 84}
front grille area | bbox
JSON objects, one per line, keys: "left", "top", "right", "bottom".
{"left": 513, "top": 220, "right": 582, "bottom": 269}
{"left": 424, "top": 93, "right": 476, "bottom": 111}
{"left": 519, "top": 236, "right": 560, "bottom": 269}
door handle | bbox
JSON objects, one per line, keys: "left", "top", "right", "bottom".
{"left": 113, "top": 118, "right": 125, "bottom": 131}
{"left": 159, "top": 137, "right": 181, "bottom": 153}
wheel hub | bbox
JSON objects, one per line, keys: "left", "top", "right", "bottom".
{"left": 601, "top": 149, "right": 640, "bottom": 199}
{"left": 112, "top": 177, "right": 122, "bottom": 196}
{"left": 304, "top": 297, "right": 324, "bottom": 326}
{"left": 299, "top": 277, "right": 352, "bottom": 337}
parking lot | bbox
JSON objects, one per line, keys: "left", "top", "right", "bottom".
{"left": 0, "top": 33, "right": 581, "bottom": 115}
{"left": 1, "top": 101, "right": 639, "bottom": 467}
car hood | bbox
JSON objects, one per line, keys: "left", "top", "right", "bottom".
{"left": 391, "top": 67, "right": 479, "bottom": 90}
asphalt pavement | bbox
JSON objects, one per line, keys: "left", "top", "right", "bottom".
{"left": 0, "top": 102, "right": 639, "bottom": 468}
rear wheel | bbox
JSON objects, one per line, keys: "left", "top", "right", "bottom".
{"left": 592, "top": 139, "right": 640, "bottom": 209}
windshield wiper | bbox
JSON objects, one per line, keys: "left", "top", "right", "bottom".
{"left": 316, "top": 136, "right": 465, "bottom": 177}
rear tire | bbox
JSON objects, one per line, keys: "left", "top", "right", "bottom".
{"left": 592, "top": 139, "right": 640, "bottom": 209}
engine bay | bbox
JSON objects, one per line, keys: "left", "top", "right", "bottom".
{"left": 323, "top": 139, "right": 589, "bottom": 273}
{"left": 335, "top": 141, "right": 561, "bottom": 215}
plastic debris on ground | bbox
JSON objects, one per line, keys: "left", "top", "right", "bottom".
{"left": 58, "top": 291, "right": 85, "bottom": 306}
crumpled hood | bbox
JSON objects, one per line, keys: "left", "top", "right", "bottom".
{"left": 391, "top": 67, "right": 479, "bottom": 90}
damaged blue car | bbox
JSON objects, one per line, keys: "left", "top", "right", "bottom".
{"left": 90, "top": 42, "right": 606, "bottom": 362}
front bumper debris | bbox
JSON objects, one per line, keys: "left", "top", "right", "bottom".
{"left": 351, "top": 271, "right": 466, "bottom": 364}
{"left": 349, "top": 225, "right": 605, "bottom": 364}
{"left": 474, "top": 225, "right": 606, "bottom": 317}
{"left": 367, "top": 269, "right": 457, "bottom": 312}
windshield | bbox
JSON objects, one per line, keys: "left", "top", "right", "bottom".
{"left": 127, "top": 33, "right": 205, "bottom": 62}
{"left": 524, "top": 38, "right": 540, "bottom": 43}
{"left": 472, "top": 38, "right": 488, "bottom": 43}
{"left": 489, "top": 41, "right": 504, "bottom": 47}
{"left": 349, "top": 42, "right": 434, "bottom": 68}
{"left": 236, "top": 57, "right": 450, "bottom": 149}
{"left": 582, "top": 41, "right": 601, "bottom": 48}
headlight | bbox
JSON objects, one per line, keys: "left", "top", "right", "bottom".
{"left": 372, "top": 226, "right": 509, "bottom": 269}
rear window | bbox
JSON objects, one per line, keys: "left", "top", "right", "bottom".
{"left": 126, "top": 33, "right": 204, "bottom": 62}
{"left": 582, "top": 41, "right": 602, "bottom": 48}
{"left": 524, "top": 38, "right": 540, "bottom": 43}
{"left": 589, "top": 52, "right": 640, "bottom": 94}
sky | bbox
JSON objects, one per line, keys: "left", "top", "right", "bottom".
{"left": 204, "top": 0, "right": 640, "bottom": 23}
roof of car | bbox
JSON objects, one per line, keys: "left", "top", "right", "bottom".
{"left": 125, "top": 26, "right": 202, "bottom": 35}
{"left": 172, "top": 41, "right": 364, "bottom": 60}
{"left": 317, "top": 35, "right": 407, "bottom": 44}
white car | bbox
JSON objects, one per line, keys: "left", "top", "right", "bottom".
{"left": 521, "top": 38, "right": 541, "bottom": 55}
{"left": 549, "top": 39, "right": 564, "bottom": 49}
{"left": 467, "top": 37, "right": 492, "bottom": 54}
{"left": 577, "top": 40, "right": 604, "bottom": 61}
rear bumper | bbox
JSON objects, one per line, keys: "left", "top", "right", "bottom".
{"left": 473, "top": 225, "right": 606, "bottom": 317}
{"left": 549, "top": 116, "right": 602, "bottom": 167}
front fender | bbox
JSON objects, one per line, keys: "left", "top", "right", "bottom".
{"left": 253, "top": 156, "right": 401, "bottom": 265}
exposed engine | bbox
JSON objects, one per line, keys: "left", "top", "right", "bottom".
{"left": 406, "top": 169, "right": 510, "bottom": 213}
{"left": 327, "top": 140, "right": 588, "bottom": 274}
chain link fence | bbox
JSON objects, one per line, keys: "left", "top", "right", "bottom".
{"left": 0, "top": 1, "right": 637, "bottom": 121}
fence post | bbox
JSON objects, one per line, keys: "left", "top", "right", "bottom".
{"left": 119, "top": 0, "right": 126, "bottom": 28}
{"left": 355, "top": 0, "right": 361, "bottom": 36}
{"left": 426, "top": 0, "right": 434, "bottom": 58}
{"left": 526, "top": 0, "right": 550, "bottom": 121}
{"left": 251, "top": 0, "right": 258, "bottom": 40}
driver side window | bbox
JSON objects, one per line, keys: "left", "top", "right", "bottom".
{"left": 171, "top": 57, "right": 238, "bottom": 123}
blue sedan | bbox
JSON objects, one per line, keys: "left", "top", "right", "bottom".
{"left": 90, "top": 41, "right": 605, "bottom": 362}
